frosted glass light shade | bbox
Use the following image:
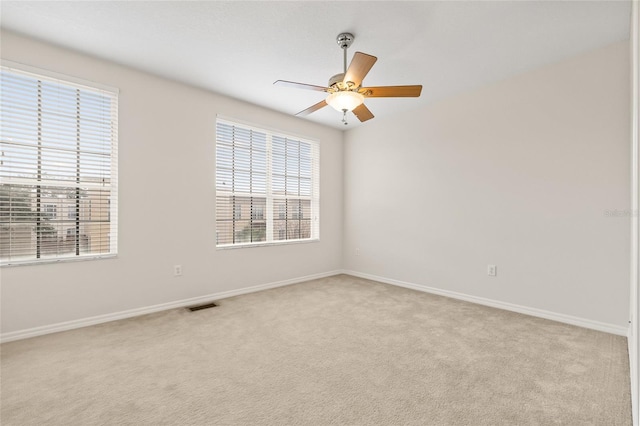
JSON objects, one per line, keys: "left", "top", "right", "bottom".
{"left": 326, "top": 91, "right": 364, "bottom": 112}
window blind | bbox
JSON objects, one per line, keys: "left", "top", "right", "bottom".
{"left": 215, "top": 118, "right": 319, "bottom": 247}
{"left": 0, "top": 63, "right": 118, "bottom": 265}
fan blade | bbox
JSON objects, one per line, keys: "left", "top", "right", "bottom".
{"left": 352, "top": 103, "right": 374, "bottom": 122}
{"left": 274, "top": 80, "right": 329, "bottom": 92}
{"left": 296, "top": 100, "right": 328, "bottom": 116}
{"left": 344, "top": 52, "right": 377, "bottom": 88}
{"left": 361, "top": 85, "right": 423, "bottom": 97}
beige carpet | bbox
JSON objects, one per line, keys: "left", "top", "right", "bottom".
{"left": 1, "top": 274, "right": 631, "bottom": 425}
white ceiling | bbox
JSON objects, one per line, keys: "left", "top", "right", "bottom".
{"left": 1, "top": 1, "right": 631, "bottom": 130}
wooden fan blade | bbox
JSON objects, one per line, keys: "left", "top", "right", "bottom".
{"left": 296, "top": 100, "right": 328, "bottom": 116}
{"left": 361, "top": 85, "right": 423, "bottom": 97}
{"left": 352, "top": 103, "right": 374, "bottom": 122}
{"left": 344, "top": 52, "right": 377, "bottom": 88}
{"left": 274, "top": 80, "right": 329, "bottom": 92}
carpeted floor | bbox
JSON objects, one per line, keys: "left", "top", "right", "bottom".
{"left": 0, "top": 274, "right": 631, "bottom": 425}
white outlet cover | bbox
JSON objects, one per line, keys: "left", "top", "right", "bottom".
{"left": 487, "top": 265, "right": 497, "bottom": 276}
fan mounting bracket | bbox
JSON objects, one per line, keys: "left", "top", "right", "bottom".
{"left": 336, "top": 33, "right": 354, "bottom": 49}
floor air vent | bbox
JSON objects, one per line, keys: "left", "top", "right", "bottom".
{"left": 187, "top": 302, "right": 218, "bottom": 312}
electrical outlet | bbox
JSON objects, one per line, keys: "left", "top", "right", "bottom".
{"left": 487, "top": 264, "right": 497, "bottom": 277}
{"left": 174, "top": 265, "right": 183, "bottom": 277}
{"left": 355, "top": 248, "right": 360, "bottom": 256}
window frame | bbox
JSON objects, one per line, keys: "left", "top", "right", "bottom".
{"left": 215, "top": 117, "right": 320, "bottom": 249}
{"left": 0, "top": 61, "right": 119, "bottom": 267}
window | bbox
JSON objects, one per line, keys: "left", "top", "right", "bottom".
{"left": 0, "top": 62, "right": 118, "bottom": 265}
{"left": 68, "top": 206, "right": 78, "bottom": 220}
{"left": 251, "top": 206, "right": 264, "bottom": 220}
{"left": 215, "top": 118, "right": 319, "bottom": 247}
{"left": 43, "top": 204, "right": 57, "bottom": 219}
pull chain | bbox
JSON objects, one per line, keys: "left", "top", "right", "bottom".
{"left": 342, "top": 109, "right": 348, "bottom": 125}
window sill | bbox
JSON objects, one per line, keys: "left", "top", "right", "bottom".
{"left": 216, "top": 238, "right": 319, "bottom": 250}
{"left": 1, "top": 253, "right": 117, "bottom": 267}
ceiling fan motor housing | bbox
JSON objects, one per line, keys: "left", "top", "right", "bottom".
{"left": 328, "top": 73, "right": 346, "bottom": 89}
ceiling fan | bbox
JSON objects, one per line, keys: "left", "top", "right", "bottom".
{"left": 274, "top": 33, "right": 422, "bottom": 125}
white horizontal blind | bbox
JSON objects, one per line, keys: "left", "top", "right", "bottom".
{"left": 0, "top": 63, "right": 118, "bottom": 265}
{"left": 216, "top": 118, "right": 319, "bottom": 247}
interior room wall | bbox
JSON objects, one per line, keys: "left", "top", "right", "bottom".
{"left": 630, "top": 2, "right": 640, "bottom": 423}
{"left": 0, "top": 31, "right": 344, "bottom": 336}
{"left": 343, "top": 41, "right": 631, "bottom": 331}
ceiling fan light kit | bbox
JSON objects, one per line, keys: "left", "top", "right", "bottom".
{"left": 326, "top": 90, "right": 364, "bottom": 112}
{"left": 274, "top": 32, "right": 423, "bottom": 125}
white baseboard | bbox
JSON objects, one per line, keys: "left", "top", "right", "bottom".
{"left": 630, "top": 326, "right": 639, "bottom": 426}
{"left": 343, "top": 270, "right": 628, "bottom": 337}
{"left": 3, "top": 269, "right": 627, "bottom": 343}
{"left": 0, "top": 270, "right": 343, "bottom": 343}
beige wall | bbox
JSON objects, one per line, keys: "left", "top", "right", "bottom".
{"left": 630, "top": 2, "right": 639, "bottom": 422}
{"left": 344, "top": 41, "right": 631, "bottom": 328}
{"left": 0, "top": 31, "right": 344, "bottom": 334}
